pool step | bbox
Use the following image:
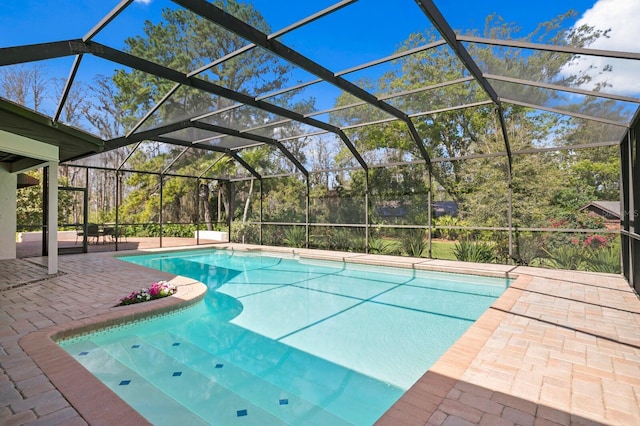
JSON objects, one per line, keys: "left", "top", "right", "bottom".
{"left": 70, "top": 334, "right": 352, "bottom": 425}
{"left": 62, "top": 340, "right": 210, "bottom": 425}
{"left": 166, "top": 317, "right": 402, "bottom": 425}
{"left": 141, "top": 332, "right": 358, "bottom": 425}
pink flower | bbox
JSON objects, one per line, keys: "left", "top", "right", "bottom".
{"left": 584, "top": 235, "right": 607, "bottom": 249}
{"left": 118, "top": 281, "right": 176, "bottom": 306}
{"left": 149, "top": 282, "right": 161, "bottom": 296}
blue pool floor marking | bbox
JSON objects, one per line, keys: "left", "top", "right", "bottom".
{"left": 172, "top": 371, "right": 182, "bottom": 377}
{"left": 274, "top": 278, "right": 412, "bottom": 341}
{"left": 119, "top": 380, "right": 131, "bottom": 386}
{"left": 236, "top": 409, "right": 248, "bottom": 417}
{"left": 279, "top": 399, "right": 288, "bottom": 405}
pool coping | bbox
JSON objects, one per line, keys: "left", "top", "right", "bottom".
{"left": 19, "top": 245, "right": 522, "bottom": 425}
{"left": 123, "top": 243, "right": 519, "bottom": 279}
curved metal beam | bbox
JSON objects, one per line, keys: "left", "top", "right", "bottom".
{"left": 459, "top": 35, "right": 640, "bottom": 61}
{"left": 192, "top": 122, "right": 308, "bottom": 176}
{"left": 125, "top": 0, "right": 357, "bottom": 158}
{"left": 172, "top": 0, "right": 421, "bottom": 167}
{"left": 503, "top": 98, "right": 629, "bottom": 127}
{"left": 413, "top": 0, "right": 512, "bottom": 174}
{"left": 87, "top": 40, "right": 368, "bottom": 174}
{"left": 87, "top": 41, "right": 358, "bottom": 146}
{"left": 230, "top": 151, "right": 261, "bottom": 180}
{"left": 154, "top": 135, "right": 260, "bottom": 180}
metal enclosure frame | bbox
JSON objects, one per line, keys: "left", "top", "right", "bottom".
{"left": 2, "top": 0, "right": 638, "bottom": 287}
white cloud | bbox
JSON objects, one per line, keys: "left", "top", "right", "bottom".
{"left": 562, "top": 0, "right": 640, "bottom": 96}
{"left": 134, "top": 0, "right": 152, "bottom": 5}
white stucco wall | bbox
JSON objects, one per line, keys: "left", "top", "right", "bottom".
{"left": 1, "top": 130, "right": 59, "bottom": 272}
{"left": 0, "top": 164, "right": 17, "bottom": 260}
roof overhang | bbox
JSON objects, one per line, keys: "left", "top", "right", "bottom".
{"left": 17, "top": 173, "right": 40, "bottom": 188}
{"left": 0, "top": 97, "right": 104, "bottom": 171}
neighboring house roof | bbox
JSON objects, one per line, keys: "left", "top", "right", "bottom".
{"left": 579, "top": 201, "right": 621, "bottom": 220}
{"left": 433, "top": 201, "right": 458, "bottom": 217}
{"left": 374, "top": 200, "right": 458, "bottom": 218}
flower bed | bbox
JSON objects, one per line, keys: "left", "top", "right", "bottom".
{"left": 118, "top": 281, "right": 177, "bottom": 306}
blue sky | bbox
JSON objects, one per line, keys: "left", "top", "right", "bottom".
{"left": 1, "top": 0, "right": 638, "bottom": 107}
{"left": 0, "top": 1, "right": 608, "bottom": 55}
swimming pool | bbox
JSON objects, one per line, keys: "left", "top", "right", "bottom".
{"left": 59, "top": 249, "right": 510, "bottom": 425}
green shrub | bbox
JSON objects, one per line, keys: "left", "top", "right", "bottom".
{"left": 541, "top": 245, "right": 583, "bottom": 270}
{"left": 328, "top": 228, "right": 365, "bottom": 252}
{"left": 514, "top": 231, "right": 544, "bottom": 266}
{"left": 433, "top": 216, "right": 469, "bottom": 240}
{"left": 126, "top": 223, "right": 159, "bottom": 237}
{"left": 283, "top": 226, "right": 307, "bottom": 248}
{"left": 162, "top": 223, "right": 196, "bottom": 237}
{"left": 232, "top": 223, "right": 260, "bottom": 244}
{"left": 369, "top": 238, "right": 402, "bottom": 255}
{"left": 402, "top": 229, "right": 427, "bottom": 257}
{"left": 584, "top": 245, "right": 621, "bottom": 274}
{"left": 454, "top": 240, "right": 496, "bottom": 263}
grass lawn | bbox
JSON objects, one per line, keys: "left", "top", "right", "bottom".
{"left": 429, "top": 239, "right": 457, "bottom": 260}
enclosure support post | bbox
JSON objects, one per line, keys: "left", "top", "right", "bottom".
{"left": 259, "top": 179, "right": 263, "bottom": 245}
{"left": 427, "top": 171, "right": 432, "bottom": 258}
{"left": 620, "top": 132, "right": 631, "bottom": 283}
{"left": 42, "top": 166, "right": 48, "bottom": 257}
{"left": 85, "top": 168, "right": 89, "bottom": 252}
{"left": 306, "top": 175, "right": 310, "bottom": 249}
{"left": 629, "top": 122, "right": 640, "bottom": 291}
{"left": 365, "top": 170, "right": 369, "bottom": 253}
{"left": 159, "top": 174, "right": 163, "bottom": 248}
{"left": 115, "top": 170, "right": 119, "bottom": 251}
{"left": 227, "top": 181, "right": 232, "bottom": 243}
{"left": 618, "top": 117, "right": 640, "bottom": 290}
{"left": 47, "top": 163, "right": 58, "bottom": 274}
{"left": 196, "top": 178, "right": 200, "bottom": 245}
{"left": 508, "top": 173, "right": 513, "bottom": 263}
{"left": 218, "top": 184, "right": 222, "bottom": 228}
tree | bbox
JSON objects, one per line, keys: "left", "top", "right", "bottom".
{"left": 110, "top": 1, "right": 317, "bottom": 230}
{"left": 330, "top": 11, "right": 618, "bottom": 233}
{"left": 114, "top": 1, "right": 291, "bottom": 130}
{"left": 0, "top": 64, "right": 48, "bottom": 112}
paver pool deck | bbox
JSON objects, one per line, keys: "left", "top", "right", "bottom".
{"left": 1, "top": 244, "right": 639, "bottom": 425}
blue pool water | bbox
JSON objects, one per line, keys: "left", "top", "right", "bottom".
{"left": 59, "top": 249, "right": 510, "bottom": 425}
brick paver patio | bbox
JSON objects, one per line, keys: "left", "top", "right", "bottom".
{"left": 1, "top": 245, "right": 639, "bottom": 425}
